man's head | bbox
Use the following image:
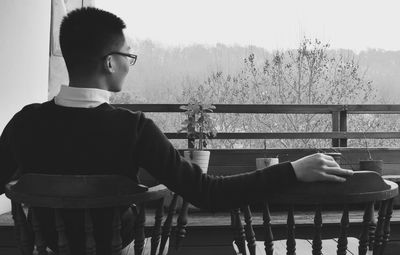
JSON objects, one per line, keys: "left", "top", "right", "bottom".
{"left": 60, "top": 7, "right": 135, "bottom": 92}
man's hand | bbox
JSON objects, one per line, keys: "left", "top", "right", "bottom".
{"left": 291, "top": 153, "right": 354, "bottom": 182}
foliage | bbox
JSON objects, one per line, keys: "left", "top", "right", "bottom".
{"left": 180, "top": 38, "right": 381, "bottom": 148}
{"left": 178, "top": 100, "right": 217, "bottom": 150}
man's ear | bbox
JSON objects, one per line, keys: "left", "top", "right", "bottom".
{"left": 104, "top": 55, "right": 115, "bottom": 73}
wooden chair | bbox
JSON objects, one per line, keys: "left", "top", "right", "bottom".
{"left": 138, "top": 168, "right": 189, "bottom": 251}
{"left": 5, "top": 174, "right": 179, "bottom": 255}
{"left": 232, "top": 171, "right": 398, "bottom": 255}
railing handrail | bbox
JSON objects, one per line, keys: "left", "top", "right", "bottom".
{"left": 164, "top": 132, "right": 400, "bottom": 140}
{"left": 113, "top": 104, "right": 400, "bottom": 147}
{"left": 114, "top": 104, "right": 400, "bottom": 114}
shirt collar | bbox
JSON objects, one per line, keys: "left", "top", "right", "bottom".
{"left": 54, "top": 85, "right": 112, "bottom": 108}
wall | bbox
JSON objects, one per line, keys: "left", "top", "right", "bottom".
{"left": 48, "top": 0, "right": 94, "bottom": 99}
{"left": 0, "top": 0, "right": 51, "bottom": 214}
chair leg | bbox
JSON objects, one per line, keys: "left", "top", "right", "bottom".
{"left": 263, "top": 203, "right": 274, "bottom": 255}
{"left": 175, "top": 200, "right": 189, "bottom": 250}
{"left": 159, "top": 193, "right": 178, "bottom": 255}
{"left": 84, "top": 209, "right": 96, "bottom": 255}
{"left": 373, "top": 200, "right": 389, "bottom": 255}
{"left": 381, "top": 198, "right": 394, "bottom": 254}
{"left": 243, "top": 206, "right": 256, "bottom": 255}
{"left": 151, "top": 198, "right": 164, "bottom": 255}
{"left": 232, "top": 208, "right": 246, "bottom": 255}
{"left": 112, "top": 207, "right": 122, "bottom": 255}
{"left": 31, "top": 208, "right": 49, "bottom": 255}
{"left": 55, "top": 209, "right": 70, "bottom": 255}
{"left": 134, "top": 204, "right": 146, "bottom": 255}
{"left": 12, "top": 202, "right": 34, "bottom": 255}
{"left": 337, "top": 205, "right": 349, "bottom": 255}
{"left": 286, "top": 206, "right": 296, "bottom": 255}
{"left": 368, "top": 203, "right": 377, "bottom": 250}
{"left": 359, "top": 202, "right": 374, "bottom": 255}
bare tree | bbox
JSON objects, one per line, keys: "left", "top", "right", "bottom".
{"left": 182, "top": 38, "right": 380, "bottom": 148}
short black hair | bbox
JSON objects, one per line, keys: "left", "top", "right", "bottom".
{"left": 59, "top": 7, "right": 126, "bottom": 72}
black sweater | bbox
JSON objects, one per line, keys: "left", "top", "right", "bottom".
{"left": 0, "top": 100, "right": 297, "bottom": 252}
{"left": 1, "top": 100, "right": 297, "bottom": 209}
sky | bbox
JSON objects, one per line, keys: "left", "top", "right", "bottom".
{"left": 96, "top": 0, "right": 400, "bottom": 51}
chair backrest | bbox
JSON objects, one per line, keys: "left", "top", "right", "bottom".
{"left": 5, "top": 174, "right": 175, "bottom": 255}
{"left": 232, "top": 171, "right": 399, "bottom": 255}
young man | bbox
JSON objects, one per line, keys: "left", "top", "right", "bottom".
{"left": 0, "top": 7, "right": 353, "bottom": 254}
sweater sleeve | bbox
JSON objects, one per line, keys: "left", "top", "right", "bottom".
{"left": 134, "top": 114, "right": 298, "bottom": 211}
{"left": 0, "top": 117, "right": 18, "bottom": 195}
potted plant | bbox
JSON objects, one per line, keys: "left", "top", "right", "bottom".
{"left": 359, "top": 136, "right": 383, "bottom": 175}
{"left": 178, "top": 100, "right": 217, "bottom": 173}
{"left": 256, "top": 140, "right": 279, "bottom": 170}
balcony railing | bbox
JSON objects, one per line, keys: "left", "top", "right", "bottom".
{"left": 114, "top": 104, "right": 400, "bottom": 147}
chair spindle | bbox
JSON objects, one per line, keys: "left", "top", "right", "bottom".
{"left": 359, "top": 202, "right": 374, "bottom": 255}
{"left": 11, "top": 203, "right": 21, "bottom": 251}
{"left": 243, "top": 206, "right": 256, "bottom": 255}
{"left": 337, "top": 205, "right": 349, "bottom": 255}
{"left": 312, "top": 205, "right": 322, "bottom": 255}
{"left": 381, "top": 198, "right": 394, "bottom": 254}
{"left": 12, "top": 203, "right": 33, "bottom": 255}
{"left": 151, "top": 198, "right": 164, "bottom": 255}
{"left": 159, "top": 193, "right": 178, "bottom": 255}
{"left": 263, "top": 203, "right": 274, "bottom": 255}
{"left": 286, "top": 206, "right": 296, "bottom": 255}
{"left": 373, "top": 200, "right": 389, "bottom": 255}
{"left": 31, "top": 208, "right": 48, "bottom": 255}
{"left": 84, "top": 209, "right": 96, "bottom": 255}
{"left": 368, "top": 203, "right": 376, "bottom": 250}
{"left": 233, "top": 208, "right": 247, "bottom": 255}
{"left": 111, "top": 207, "right": 122, "bottom": 255}
{"left": 55, "top": 209, "right": 70, "bottom": 255}
{"left": 134, "top": 204, "right": 146, "bottom": 255}
{"left": 175, "top": 200, "right": 189, "bottom": 249}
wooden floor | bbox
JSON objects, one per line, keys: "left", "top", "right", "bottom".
{"left": 2, "top": 209, "right": 400, "bottom": 255}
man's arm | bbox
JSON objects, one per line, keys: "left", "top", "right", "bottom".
{"left": 133, "top": 113, "right": 354, "bottom": 211}
{"left": 0, "top": 117, "right": 18, "bottom": 195}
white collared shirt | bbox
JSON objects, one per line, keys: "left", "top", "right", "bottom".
{"left": 54, "top": 85, "right": 112, "bottom": 108}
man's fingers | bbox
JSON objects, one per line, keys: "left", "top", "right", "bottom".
{"left": 323, "top": 158, "right": 339, "bottom": 167}
{"left": 318, "top": 154, "right": 339, "bottom": 167}
{"left": 320, "top": 173, "right": 347, "bottom": 182}
{"left": 320, "top": 153, "right": 336, "bottom": 161}
{"left": 324, "top": 167, "right": 354, "bottom": 176}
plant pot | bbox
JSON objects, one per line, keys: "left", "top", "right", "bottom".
{"left": 182, "top": 150, "right": 211, "bottom": 211}
{"left": 359, "top": 160, "right": 384, "bottom": 175}
{"left": 256, "top": 158, "right": 279, "bottom": 170}
{"left": 184, "top": 150, "right": 210, "bottom": 173}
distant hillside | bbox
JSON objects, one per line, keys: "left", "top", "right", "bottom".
{"left": 118, "top": 40, "right": 400, "bottom": 103}
{"left": 358, "top": 49, "right": 400, "bottom": 102}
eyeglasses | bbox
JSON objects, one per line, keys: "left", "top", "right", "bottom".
{"left": 103, "top": 52, "right": 138, "bottom": 66}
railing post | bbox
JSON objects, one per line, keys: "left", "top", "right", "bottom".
{"left": 340, "top": 108, "right": 348, "bottom": 147}
{"left": 332, "top": 111, "right": 340, "bottom": 147}
{"left": 332, "top": 106, "right": 348, "bottom": 147}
